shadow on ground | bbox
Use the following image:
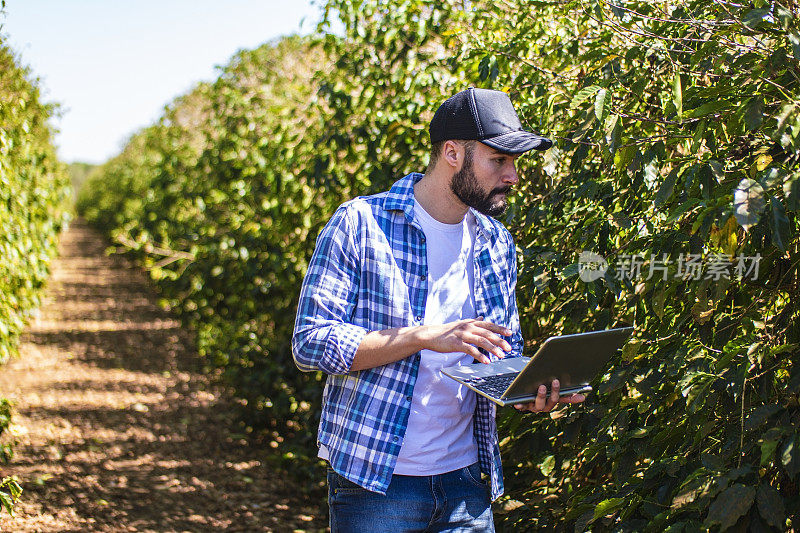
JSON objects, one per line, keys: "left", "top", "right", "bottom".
{"left": 0, "top": 218, "right": 327, "bottom": 532}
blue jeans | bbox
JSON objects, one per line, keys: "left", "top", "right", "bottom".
{"left": 327, "top": 462, "right": 495, "bottom": 532}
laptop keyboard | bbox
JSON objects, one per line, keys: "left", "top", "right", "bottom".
{"left": 461, "top": 372, "right": 518, "bottom": 397}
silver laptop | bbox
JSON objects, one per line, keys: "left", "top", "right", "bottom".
{"left": 442, "top": 327, "right": 634, "bottom": 406}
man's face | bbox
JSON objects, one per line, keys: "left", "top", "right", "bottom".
{"left": 450, "top": 142, "right": 520, "bottom": 217}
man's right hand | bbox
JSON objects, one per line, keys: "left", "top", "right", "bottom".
{"left": 418, "top": 317, "right": 512, "bottom": 364}
{"left": 351, "top": 317, "right": 513, "bottom": 371}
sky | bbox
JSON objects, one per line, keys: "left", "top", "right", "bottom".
{"left": 1, "top": 1, "right": 326, "bottom": 164}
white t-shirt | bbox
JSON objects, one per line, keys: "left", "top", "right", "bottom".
{"left": 393, "top": 199, "right": 479, "bottom": 475}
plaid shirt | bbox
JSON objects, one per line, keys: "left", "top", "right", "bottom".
{"left": 292, "top": 172, "right": 523, "bottom": 501}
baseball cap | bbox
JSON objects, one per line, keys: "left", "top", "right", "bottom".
{"left": 429, "top": 88, "right": 553, "bottom": 154}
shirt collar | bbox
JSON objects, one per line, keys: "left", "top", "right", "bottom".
{"left": 384, "top": 172, "right": 500, "bottom": 246}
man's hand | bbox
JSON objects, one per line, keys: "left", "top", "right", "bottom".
{"left": 351, "top": 317, "right": 512, "bottom": 371}
{"left": 513, "top": 379, "right": 586, "bottom": 413}
{"left": 419, "top": 317, "right": 512, "bottom": 364}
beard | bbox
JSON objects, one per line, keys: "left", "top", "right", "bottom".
{"left": 449, "top": 148, "right": 510, "bottom": 217}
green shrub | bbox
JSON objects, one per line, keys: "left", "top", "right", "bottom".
{"left": 80, "top": 1, "right": 800, "bottom": 529}
{"left": 0, "top": 29, "right": 70, "bottom": 517}
{"left": 78, "top": 36, "right": 337, "bottom": 454}
{"left": 0, "top": 399, "right": 21, "bottom": 516}
{"left": 0, "top": 40, "right": 72, "bottom": 364}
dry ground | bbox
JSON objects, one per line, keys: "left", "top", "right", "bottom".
{"left": 0, "top": 218, "right": 326, "bottom": 532}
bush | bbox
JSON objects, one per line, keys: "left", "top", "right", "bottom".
{"left": 80, "top": 1, "right": 800, "bottom": 529}
{"left": 78, "top": 36, "right": 336, "bottom": 455}
{"left": 0, "top": 399, "right": 21, "bottom": 515}
{"left": 0, "top": 28, "right": 71, "bottom": 517}
{"left": 0, "top": 40, "right": 71, "bottom": 364}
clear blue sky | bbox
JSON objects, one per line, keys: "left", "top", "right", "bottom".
{"left": 1, "top": 1, "right": 326, "bottom": 164}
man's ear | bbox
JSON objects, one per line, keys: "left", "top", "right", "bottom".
{"left": 442, "top": 140, "right": 462, "bottom": 170}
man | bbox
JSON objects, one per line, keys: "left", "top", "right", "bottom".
{"left": 292, "top": 88, "right": 586, "bottom": 532}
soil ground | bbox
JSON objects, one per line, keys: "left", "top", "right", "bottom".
{"left": 0, "top": 218, "right": 327, "bottom": 532}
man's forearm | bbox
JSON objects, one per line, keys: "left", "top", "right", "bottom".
{"left": 350, "top": 318, "right": 513, "bottom": 372}
{"left": 350, "top": 326, "right": 427, "bottom": 372}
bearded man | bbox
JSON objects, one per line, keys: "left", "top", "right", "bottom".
{"left": 292, "top": 88, "right": 586, "bottom": 532}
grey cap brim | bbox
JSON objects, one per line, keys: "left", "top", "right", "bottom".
{"left": 481, "top": 130, "right": 553, "bottom": 154}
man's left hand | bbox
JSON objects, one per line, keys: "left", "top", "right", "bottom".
{"left": 513, "top": 379, "right": 586, "bottom": 413}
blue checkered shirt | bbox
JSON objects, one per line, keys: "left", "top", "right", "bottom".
{"left": 292, "top": 172, "right": 524, "bottom": 501}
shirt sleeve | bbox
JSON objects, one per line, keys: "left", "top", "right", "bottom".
{"left": 292, "top": 204, "right": 367, "bottom": 375}
{"left": 505, "top": 231, "right": 525, "bottom": 359}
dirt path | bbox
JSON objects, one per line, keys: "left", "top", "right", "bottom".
{"left": 0, "top": 218, "right": 326, "bottom": 532}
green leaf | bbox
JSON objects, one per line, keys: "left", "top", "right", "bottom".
{"left": 540, "top": 454, "right": 555, "bottom": 476}
{"left": 691, "top": 119, "right": 707, "bottom": 152}
{"left": 609, "top": 4, "right": 624, "bottom": 18}
{"left": 8, "top": 479, "right": 21, "bottom": 499}
{"left": 592, "top": 497, "right": 626, "bottom": 521}
{"left": 772, "top": 103, "right": 796, "bottom": 143}
{"left": 704, "top": 484, "right": 756, "bottom": 531}
{"left": 595, "top": 88, "right": 611, "bottom": 122}
{"left": 762, "top": 167, "right": 783, "bottom": 189}
{"left": 570, "top": 142, "right": 590, "bottom": 171}
{"left": 744, "top": 404, "right": 782, "bottom": 432}
{"left": 684, "top": 100, "right": 730, "bottom": 119}
{"left": 673, "top": 73, "right": 682, "bottom": 120}
{"left": 542, "top": 146, "right": 560, "bottom": 177}
{"left": 761, "top": 437, "right": 780, "bottom": 466}
{"left": 679, "top": 371, "right": 718, "bottom": 412}
{"left": 672, "top": 469, "right": 712, "bottom": 510}
{"left": 621, "top": 339, "right": 642, "bottom": 362}
{"left": 561, "top": 263, "right": 580, "bottom": 279}
{"left": 478, "top": 55, "right": 494, "bottom": 81}
{"left": 742, "top": 8, "right": 770, "bottom": 31}
{"left": 785, "top": 172, "right": 800, "bottom": 210}
{"left": 781, "top": 435, "right": 800, "bottom": 478}
{"left": 570, "top": 85, "right": 600, "bottom": 110}
{"left": 789, "top": 32, "right": 800, "bottom": 62}
{"left": 644, "top": 160, "right": 659, "bottom": 189}
{"left": 769, "top": 197, "right": 790, "bottom": 251}
{"left": 707, "top": 160, "right": 724, "bottom": 182}
{"left": 607, "top": 115, "right": 622, "bottom": 155}
{"left": 734, "top": 178, "right": 766, "bottom": 231}
{"left": 652, "top": 289, "right": 666, "bottom": 319}
{"left": 654, "top": 168, "right": 678, "bottom": 207}
{"left": 756, "top": 484, "right": 785, "bottom": 529}
{"left": 614, "top": 145, "right": 635, "bottom": 172}
{"left": 604, "top": 113, "right": 618, "bottom": 138}
{"left": 0, "top": 490, "right": 13, "bottom": 515}
{"left": 776, "top": 6, "right": 794, "bottom": 30}
{"left": 745, "top": 96, "right": 764, "bottom": 131}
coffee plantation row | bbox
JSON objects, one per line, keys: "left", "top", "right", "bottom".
{"left": 77, "top": 1, "right": 799, "bottom": 530}
{"left": 0, "top": 28, "right": 72, "bottom": 514}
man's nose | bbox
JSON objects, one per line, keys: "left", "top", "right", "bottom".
{"left": 503, "top": 163, "right": 519, "bottom": 186}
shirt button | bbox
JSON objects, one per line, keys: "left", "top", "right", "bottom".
{"left": 421, "top": 236, "right": 426, "bottom": 243}
{"left": 415, "top": 315, "right": 422, "bottom": 322}
{"left": 420, "top": 274, "right": 426, "bottom": 281}
{"left": 406, "top": 395, "right": 412, "bottom": 402}
{"left": 393, "top": 436, "right": 399, "bottom": 442}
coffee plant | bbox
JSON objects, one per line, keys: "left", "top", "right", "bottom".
{"left": 79, "top": 36, "right": 336, "bottom": 460}
{"left": 0, "top": 25, "right": 72, "bottom": 515}
{"left": 80, "top": 1, "right": 799, "bottom": 529}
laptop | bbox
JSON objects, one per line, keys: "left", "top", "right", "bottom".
{"left": 441, "top": 327, "right": 634, "bottom": 407}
